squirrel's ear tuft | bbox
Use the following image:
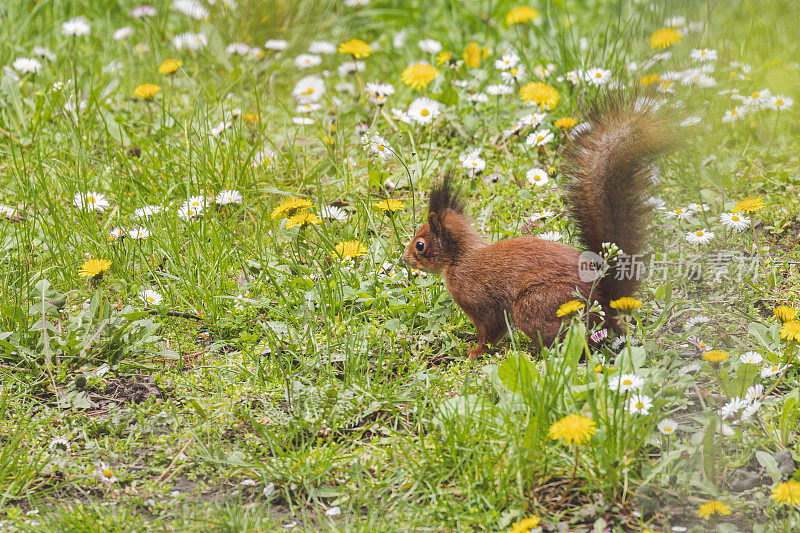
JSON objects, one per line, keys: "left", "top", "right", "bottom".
{"left": 428, "top": 174, "right": 464, "bottom": 216}
{"left": 427, "top": 212, "right": 442, "bottom": 235}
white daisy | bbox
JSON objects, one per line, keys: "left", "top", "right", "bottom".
{"left": 525, "top": 129, "right": 554, "bottom": 147}
{"left": 680, "top": 116, "right": 701, "bottom": 127}
{"left": 362, "top": 133, "right": 394, "bottom": 159}
{"left": 678, "top": 362, "right": 702, "bottom": 375}
{"left": 109, "top": 227, "right": 125, "bottom": 240}
{"left": 12, "top": 57, "right": 42, "bottom": 74}
{"left": 760, "top": 363, "right": 789, "bottom": 378}
{"left": 486, "top": 84, "right": 513, "bottom": 96}
{"left": 468, "top": 93, "right": 489, "bottom": 104}
{"left": 529, "top": 209, "right": 554, "bottom": 221}
{"left": 494, "top": 53, "right": 520, "bottom": 70}
{"left": 585, "top": 67, "right": 612, "bottom": 85}
{"left": 500, "top": 65, "right": 525, "bottom": 84}
{"left": 686, "top": 229, "right": 714, "bottom": 244}
{"left": 141, "top": 289, "right": 163, "bottom": 306}
{"left": 407, "top": 97, "right": 440, "bottom": 125}
{"left": 178, "top": 202, "right": 203, "bottom": 219}
{"left": 720, "top": 212, "right": 750, "bottom": 232}
{"left": 722, "top": 106, "right": 745, "bottom": 123}
{"left": 74, "top": 191, "right": 110, "bottom": 212}
{"left": 309, "top": 41, "right": 336, "bottom": 55}
{"left": 131, "top": 5, "right": 157, "bottom": 18}
{"left": 744, "top": 384, "right": 763, "bottom": 402}
{"left": 172, "top": 0, "right": 208, "bottom": 20}
{"left": 740, "top": 401, "right": 761, "bottom": 422}
{"left": 657, "top": 418, "right": 678, "bottom": 435}
{"left": 320, "top": 205, "right": 348, "bottom": 221}
{"left": 645, "top": 197, "right": 666, "bottom": 210}
{"left": 295, "top": 103, "right": 321, "bottom": 113}
{"left": 338, "top": 61, "right": 365, "bottom": 77}
{"left": 459, "top": 150, "right": 485, "bottom": 175}
{"left": 417, "top": 39, "right": 442, "bottom": 54}
{"left": 608, "top": 373, "right": 645, "bottom": 392}
{"left": 684, "top": 315, "right": 710, "bottom": 330}
{"left": 128, "top": 226, "right": 151, "bottom": 239}
{"left": 767, "top": 95, "right": 793, "bottom": 111}
{"left": 173, "top": 32, "right": 208, "bottom": 50}
{"left": 226, "top": 43, "right": 252, "bottom": 56}
{"left": 739, "top": 351, "right": 763, "bottom": 365}
{"left": 61, "top": 17, "right": 91, "bottom": 37}
{"left": 626, "top": 394, "right": 653, "bottom": 415}
{"left": 32, "top": 46, "right": 56, "bottom": 61}
{"left": 113, "top": 27, "right": 133, "bottom": 41}
{"left": 215, "top": 190, "right": 242, "bottom": 205}
{"left": 264, "top": 39, "right": 288, "bottom": 51}
{"left": 134, "top": 205, "right": 163, "bottom": 219}
{"left": 292, "top": 75, "right": 326, "bottom": 103}
{"left": 666, "top": 207, "right": 693, "bottom": 221}
{"left": 252, "top": 148, "right": 276, "bottom": 167}
{"left": 690, "top": 48, "right": 717, "bottom": 62}
{"left": 533, "top": 63, "right": 555, "bottom": 79}
{"left": 526, "top": 168, "right": 549, "bottom": 187}
{"left": 719, "top": 397, "right": 749, "bottom": 419}
{"left": 538, "top": 231, "right": 563, "bottom": 241}
{"left": 294, "top": 54, "right": 322, "bottom": 69}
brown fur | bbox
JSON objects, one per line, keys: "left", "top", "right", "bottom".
{"left": 403, "top": 94, "right": 673, "bottom": 359}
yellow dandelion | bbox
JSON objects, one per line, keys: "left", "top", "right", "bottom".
{"left": 703, "top": 350, "right": 729, "bottom": 363}
{"left": 333, "top": 241, "right": 368, "bottom": 260}
{"left": 435, "top": 51, "right": 452, "bottom": 66}
{"left": 373, "top": 199, "right": 405, "bottom": 212}
{"left": 271, "top": 197, "right": 314, "bottom": 220}
{"left": 509, "top": 516, "right": 541, "bottom": 533}
{"left": 696, "top": 500, "right": 731, "bottom": 519}
{"left": 610, "top": 297, "right": 643, "bottom": 312}
{"left": 554, "top": 117, "right": 578, "bottom": 130}
{"left": 78, "top": 258, "right": 112, "bottom": 278}
{"left": 463, "top": 42, "right": 483, "bottom": 68}
{"left": 285, "top": 211, "right": 321, "bottom": 229}
{"left": 548, "top": 414, "right": 596, "bottom": 446}
{"left": 158, "top": 59, "right": 182, "bottom": 74}
{"left": 519, "top": 82, "right": 559, "bottom": 109}
{"left": 134, "top": 83, "right": 161, "bottom": 99}
{"left": 243, "top": 113, "right": 259, "bottom": 124}
{"left": 774, "top": 305, "right": 797, "bottom": 323}
{"left": 556, "top": 300, "right": 585, "bottom": 318}
{"left": 640, "top": 73, "right": 661, "bottom": 86}
{"left": 401, "top": 63, "right": 440, "bottom": 90}
{"left": 505, "top": 6, "right": 540, "bottom": 25}
{"left": 780, "top": 320, "right": 800, "bottom": 342}
{"left": 338, "top": 39, "right": 371, "bottom": 59}
{"left": 650, "top": 28, "right": 682, "bottom": 49}
{"left": 771, "top": 480, "right": 800, "bottom": 506}
{"left": 732, "top": 196, "right": 765, "bottom": 214}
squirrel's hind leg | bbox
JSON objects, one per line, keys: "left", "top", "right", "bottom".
{"left": 465, "top": 311, "right": 507, "bottom": 360}
{"left": 512, "top": 290, "right": 564, "bottom": 348}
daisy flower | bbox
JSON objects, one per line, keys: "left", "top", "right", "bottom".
{"left": 320, "top": 205, "right": 348, "bottom": 221}
{"left": 740, "top": 401, "right": 761, "bottom": 422}
{"left": 109, "top": 227, "right": 125, "bottom": 240}
{"left": 722, "top": 107, "right": 745, "bottom": 122}
{"left": 113, "top": 27, "right": 133, "bottom": 41}
{"left": 407, "top": 97, "right": 440, "bottom": 124}
{"left": 365, "top": 82, "right": 394, "bottom": 105}
{"left": 494, "top": 53, "right": 520, "bottom": 70}
{"left": 362, "top": 133, "right": 394, "bottom": 159}
{"left": 607, "top": 373, "right": 645, "bottom": 392}
{"left": 745, "top": 384, "right": 763, "bottom": 402}
{"left": 657, "top": 418, "right": 678, "bottom": 435}
{"left": 62, "top": 17, "right": 91, "bottom": 37}
{"left": 538, "top": 231, "right": 563, "bottom": 241}
{"left": 525, "top": 129, "right": 554, "bottom": 147}
{"left": 526, "top": 168, "right": 549, "bottom": 187}
{"left": 48, "top": 436, "right": 71, "bottom": 453}
{"left": 309, "top": 41, "right": 336, "bottom": 54}
{"left": 12, "top": 57, "right": 42, "bottom": 74}
{"left": 216, "top": 190, "right": 242, "bottom": 205}
{"left": 33, "top": 46, "right": 56, "bottom": 61}
{"left": 264, "top": 39, "right": 288, "bottom": 51}
{"left": 719, "top": 212, "right": 750, "bottom": 232}
{"left": 585, "top": 67, "right": 612, "bottom": 85}
{"left": 292, "top": 75, "right": 326, "bottom": 103}
{"left": 141, "top": 289, "right": 162, "bottom": 306}
{"left": 486, "top": 84, "right": 513, "bottom": 96}
{"left": 681, "top": 116, "right": 701, "bottom": 127}
{"left": 684, "top": 315, "right": 709, "bottom": 329}
{"left": 226, "top": 43, "right": 251, "bottom": 56}
{"left": 173, "top": 32, "right": 207, "bottom": 50}
{"left": 500, "top": 65, "right": 525, "bottom": 84}
{"left": 417, "top": 39, "right": 442, "bottom": 54}
{"left": 131, "top": 5, "right": 157, "bottom": 18}
{"left": 686, "top": 229, "right": 714, "bottom": 244}
{"left": 172, "top": 0, "right": 208, "bottom": 20}
{"left": 760, "top": 363, "right": 789, "bottom": 378}
{"left": 739, "top": 351, "right": 763, "bottom": 365}
{"left": 767, "top": 94, "right": 793, "bottom": 111}
{"left": 690, "top": 48, "right": 717, "bottom": 61}
{"left": 718, "top": 397, "right": 749, "bottom": 419}
{"left": 666, "top": 207, "right": 692, "bottom": 221}
{"left": 96, "top": 461, "right": 118, "bottom": 485}
{"left": 128, "top": 226, "right": 150, "bottom": 239}
{"left": 338, "top": 61, "right": 365, "bottom": 76}
{"left": 626, "top": 394, "right": 653, "bottom": 415}
{"left": 74, "top": 191, "right": 110, "bottom": 212}
{"left": 294, "top": 54, "right": 322, "bottom": 69}
{"left": 459, "top": 150, "right": 485, "bottom": 175}
{"left": 468, "top": 93, "right": 488, "bottom": 104}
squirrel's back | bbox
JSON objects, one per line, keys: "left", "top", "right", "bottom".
{"left": 563, "top": 94, "right": 674, "bottom": 304}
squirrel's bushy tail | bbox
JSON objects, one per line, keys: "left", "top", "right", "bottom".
{"left": 563, "top": 93, "right": 674, "bottom": 304}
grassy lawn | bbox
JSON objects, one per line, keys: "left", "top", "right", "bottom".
{"left": 1, "top": 0, "right": 799, "bottom": 531}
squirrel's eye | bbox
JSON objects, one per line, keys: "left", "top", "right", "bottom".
{"left": 415, "top": 240, "right": 426, "bottom": 253}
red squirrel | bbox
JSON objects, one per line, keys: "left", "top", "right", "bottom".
{"left": 402, "top": 95, "right": 672, "bottom": 359}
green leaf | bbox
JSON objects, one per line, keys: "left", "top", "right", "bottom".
{"left": 497, "top": 353, "right": 538, "bottom": 393}
{"left": 730, "top": 363, "right": 758, "bottom": 398}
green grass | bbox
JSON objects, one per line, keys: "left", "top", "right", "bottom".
{"left": 1, "top": 0, "right": 799, "bottom": 531}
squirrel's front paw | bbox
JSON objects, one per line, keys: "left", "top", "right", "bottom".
{"left": 467, "top": 345, "right": 486, "bottom": 360}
